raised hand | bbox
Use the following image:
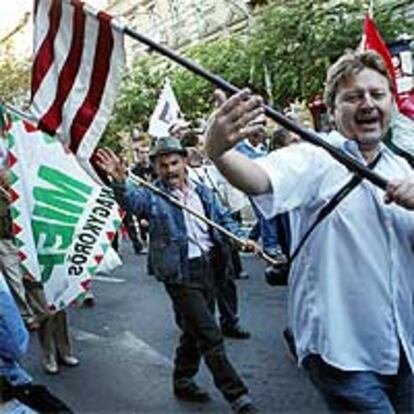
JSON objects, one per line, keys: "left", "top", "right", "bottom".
{"left": 95, "top": 147, "right": 127, "bottom": 183}
{"left": 205, "top": 89, "right": 264, "bottom": 160}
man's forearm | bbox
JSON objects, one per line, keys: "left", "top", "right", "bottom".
{"left": 205, "top": 89, "right": 270, "bottom": 195}
{"left": 211, "top": 150, "right": 271, "bottom": 195}
{"left": 111, "top": 180, "right": 129, "bottom": 210}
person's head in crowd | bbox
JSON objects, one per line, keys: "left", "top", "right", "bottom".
{"left": 151, "top": 136, "right": 188, "bottom": 190}
{"left": 168, "top": 119, "right": 191, "bottom": 140}
{"left": 131, "top": 130, "right": 151, "bottom": 168}
{"left": 181, "top": 131, "right": 205, "bottom": 168}
{"left": 284, "top": 101, "right": 314, "bottom": 130}
{"left": 180, "top": 130, "right": 199, "bottom": 148}
{"left": 324, "top": 50, "right": 393, "bottom": 156}
{"left": 270, "top": 127, "right": 301, "bottom": 150}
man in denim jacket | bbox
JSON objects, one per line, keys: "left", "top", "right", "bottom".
{"left": 97, "top": 137, "right": 257, "bottom": 414}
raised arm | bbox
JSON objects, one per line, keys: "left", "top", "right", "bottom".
{"left": 96, "top": 147, "right": 150, "bottom": 216}
{"left": 205, "top": 89, "right": 271, "bottom": 195}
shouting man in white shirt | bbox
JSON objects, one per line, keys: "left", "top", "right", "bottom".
{"left": 205, "top": 50, "right": 414, "bottom": 412}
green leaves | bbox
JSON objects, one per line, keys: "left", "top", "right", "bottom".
{"left": 0, "top": 56, "right": 30, "bottom": 103}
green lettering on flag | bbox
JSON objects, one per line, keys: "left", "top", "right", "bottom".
{"left": 32, "top": 220, "right": 75, "bottom": 249}
{"left": 38, "top": 252, "right": 66, "bottom": 283}
{"left": 33, "top": 166, "right": 92, "bottom": 215}
{"left": 33, "top": 205, "right": 78, "bottom": 225}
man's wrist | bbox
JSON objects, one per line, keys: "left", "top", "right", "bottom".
{"left": 110, "top": 178, "right": 126, "bottom": 188}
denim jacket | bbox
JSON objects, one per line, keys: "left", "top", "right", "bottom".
{"left": 114, "top": 178, "right": 244, "bottom": 284}
{"left": 0, "top": 275, "right": 32, "bottom": 386}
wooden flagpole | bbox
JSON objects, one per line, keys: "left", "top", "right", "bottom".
{"left": 127, "top": 171, "right": 279, "bottom": 267}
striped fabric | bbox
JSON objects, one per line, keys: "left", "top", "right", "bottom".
{"left": 30, "top": 0, "right": 126, "bottom": 171}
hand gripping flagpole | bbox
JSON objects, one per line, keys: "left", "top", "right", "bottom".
{"left": 127, "top": 171, "right": 279, "bottom": 267}
{"left": 123, "top": 27, "right": 388, "bottom": 190}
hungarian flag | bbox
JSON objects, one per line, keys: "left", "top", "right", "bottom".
{"left": 362, "top": 15, "right": 414, "bottom": 161}
{"left": 30, "top": 0, "right": 126, "bottom": 174}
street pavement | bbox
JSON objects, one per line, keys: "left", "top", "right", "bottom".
{"left": 23, "top": 241, "right": 326, "bottom": 413}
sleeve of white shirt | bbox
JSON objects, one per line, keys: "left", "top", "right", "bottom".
{"left": 252, "top": 143, "right": 325, "bottom": 219}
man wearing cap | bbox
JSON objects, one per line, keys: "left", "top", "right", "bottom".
{"left": 96, "top": 137, "right": 257, "bottom": 413}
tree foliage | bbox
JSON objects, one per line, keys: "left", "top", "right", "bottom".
{"left": 108, "top": 0, "right": 414, "bottom": 140}
{"left": 249, "top": 0, "right": 414, "bottom": 106}
{"left": 0, "top": 48, "right": 31, "bottom": 105}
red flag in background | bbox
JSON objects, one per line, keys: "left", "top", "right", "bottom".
{"left": 362, "top": 14, "right": 414, "bottom": 120}
{"left": 362, "top": 15, "right": 400, "bottom": 105}
{"left": 30, "top": 0, "right": 126, "bottom": 174}
{"left": 361, "top": 14, "right": 414, "bottom": 161}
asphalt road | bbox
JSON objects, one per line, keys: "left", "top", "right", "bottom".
{"left": 22, "top": 241, "right": 326, "bottom": 413}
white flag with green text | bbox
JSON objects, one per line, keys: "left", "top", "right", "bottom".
{"left": 7, "top": 113, "right": 122, "bottom": 310}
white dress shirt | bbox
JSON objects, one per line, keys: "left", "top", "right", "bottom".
{"left": 173, "top": 179, "right": 214, "bottom": 259}
{"left": 253, "top": 131, "right": 414, "bottom": 374}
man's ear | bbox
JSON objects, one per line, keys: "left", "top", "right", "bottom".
{"left": 327, "top": 108, "right": 336, "bottom": 128}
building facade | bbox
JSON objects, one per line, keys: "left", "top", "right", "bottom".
{"left": 104, "top": 0, "right": 263, "bottom": 60}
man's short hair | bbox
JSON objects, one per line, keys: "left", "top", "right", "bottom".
{"left": 181, "top": 130, "right": 199, "bottom": 148}
{"left": 272, "top": 127, "right": 291, "bottom": 146}
{"left": 131, "top": 131, "right": 151, "bottom": 147}
{"left": 324, "top": 50, "right": 393, "bottom": 112}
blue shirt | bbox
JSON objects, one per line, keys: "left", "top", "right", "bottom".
{"left": 253, "top": 131, "right": 414, "bottom": 375}
{"left": 0, "top": 399, "right": 38, "bottom": 414}
{"left": 0, "top": 274, "right": 32, "bottom": 385}
{"left": 235, "top": 139, "right": 267, "bottom": 159}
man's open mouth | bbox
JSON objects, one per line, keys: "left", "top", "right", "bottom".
{"left": 356, "top": 117, "right": 380, "bottom": 126}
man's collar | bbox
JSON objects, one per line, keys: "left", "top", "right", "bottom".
{"left": 324, "top": 130, "right": 389, "bottom": 163}
{"left": 244, "top": 139, "right": 265, "bottom": 152}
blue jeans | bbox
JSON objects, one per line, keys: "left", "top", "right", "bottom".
{"left": 303, "top": 353, "right": 414, "bottom": 413}
{"left": 250, "top": 203, "right": 279, "bottom": 253}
